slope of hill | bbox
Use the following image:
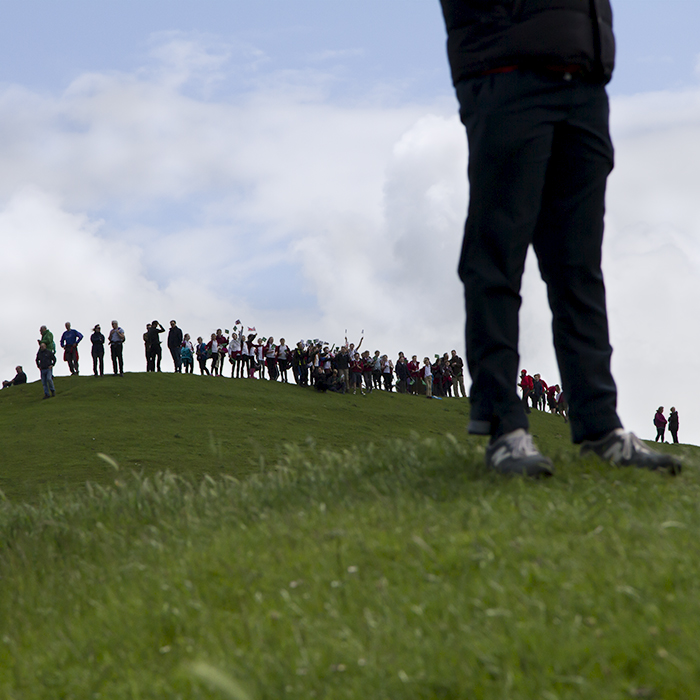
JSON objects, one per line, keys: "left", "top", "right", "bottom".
{"left": 1, "top": 374, "right": 698, "bottom": 699}
{"left": 1, "top": 372, "right": 477, "bottom": 503}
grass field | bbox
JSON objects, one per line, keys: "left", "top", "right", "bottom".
{"left": 1, "top": 374, "right": 698, "bottom": 699}
{"left": 0, "top": 372, "right": 472, "bottom": 504}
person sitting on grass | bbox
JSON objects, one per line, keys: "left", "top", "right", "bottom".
{"left": 327, "top": 369, "right": 346, "bottom": 393}
{"left": 2, "top": 366, "right": 27, "bottom": 389}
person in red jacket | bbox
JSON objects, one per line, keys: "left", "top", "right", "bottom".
{"left": 519, "top": 369, "right": 533, "bottom": 414}
{"left": 407, "top": 355, "right": 420, "bottom": 394}
{"left": 654, "top": 407, "right": 667, "bottom": 443}
{"left": 349, "top": 353, "right": 365, "bottom": 395}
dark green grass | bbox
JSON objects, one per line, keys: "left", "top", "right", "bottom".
{"left": 1, "top": 374, "right": 697, "bottom": 698}
{"left": 0, "top": 373, "right": 476, "bottom": 503}
{"left": 1, "top": 437, "right": 699, "bottom": 699}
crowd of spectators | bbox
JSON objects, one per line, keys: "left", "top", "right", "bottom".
{"left": 518, "top": 368, "right": 569, "bottom": 421}
{"left": 1, "top": 321, "right": 472, "bottom": 401}
{"left": 0, "top": 321, "right": 598, "bottom": 416}
{"left": 0, "top": 322, "right": 678, "bottom": 439}
{"left": 135, "top": 320, "right": 470, "bottom": 399}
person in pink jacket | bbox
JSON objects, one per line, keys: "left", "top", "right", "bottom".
{"left": 654, "top": 407, "right": 667, "bottom": 443}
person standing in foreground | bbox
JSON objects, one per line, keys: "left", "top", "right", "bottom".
{"left": 668, "top": 407, "right": 679, "bottom": 444}
{"left": 439, "top": 0, "right": 680, "bottom": 475}
{"left": 36, "top": 342, "right": 56, "bottom": 399}
{"left": 108, "top": 320, "right": 125, "bottom": 375}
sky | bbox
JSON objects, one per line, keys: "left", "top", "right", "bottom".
{"left": 1, "top": 1, "right": 700, "bottom": 445}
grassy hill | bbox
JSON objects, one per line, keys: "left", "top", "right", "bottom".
{"left": 1, "top": 374, "right": 698, "bottom": 699}
{"left": 0, "top": 372, "right": 476, "bottom": 503}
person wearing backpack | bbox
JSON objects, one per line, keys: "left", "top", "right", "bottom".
{"left": 108, "top": 321, "right": 125, "bottom": 376}
{"left": 654, "top": 407, "right": 667, "bottom": 443}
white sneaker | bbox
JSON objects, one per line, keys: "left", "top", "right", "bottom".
{"left": 485, "top": 429, "right": 554, "bottom": 477}
{"left": 580, "top": 429, "right": 681, "bottom": 475}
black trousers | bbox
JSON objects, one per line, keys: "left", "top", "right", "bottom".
{"left": 169, "top": 346, "right": 182, "bottom": 372}
{"left": 456, "top": 70, "right": 622, "bottom": 443}
{"left": 110, "top": 343, "right": 124, "bottom": 374}
{"left": 92, "top": 350, "right": 104, "bottom": 376}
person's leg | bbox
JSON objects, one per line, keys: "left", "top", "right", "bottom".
{"left": 457, "top": 71, "right": 556, "bottom": 440}
{"left": 532, "top": 81, "right": 622, "bottom": 444}
{"left": 40, "top": 368, "right": 50, "bottom": 396}
{"left": 458, "top": 376, "right": 466, "bottom": 398}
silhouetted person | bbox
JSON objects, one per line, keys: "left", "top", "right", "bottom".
{"left": 654, "top": 407, "right": 667, "bottom": 443}
{"left": 167, "top": 320, "right": 183, "bottom": 372}
{"left": 90, "top": 324, "right": 105, "bottom": 376}
{"left": 668, "top": 407, "right": 679, "bottom": 444}
{"left": 146, "top": 321, "right": 165, "bottom": 372}
{"left": 108, "top": 321, "right": 125, "bottom": 375}
{"left": 439, "top": 0, "right": 680, "bottom": 475}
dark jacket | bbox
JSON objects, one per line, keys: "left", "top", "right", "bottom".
{"left": 395, "top": 360, "right": 410, "bottom": 381}
{"left": 668, "top": 411, "right": 679, "bottom": 431}
{"left": 91, "top": 331, "right": 105, "bottom": 355}
{"left": 439, "top": 0, "right": 615, "bottom": 85}
{"left": 36, "top": 348, "right": 56, "bottom": 371}
{"left": 334, "top": 351, "right": 350, "bottom": 370}
{"left": 168, "top": 326, "right": 183, "bottom": 350}
{"left": 146, "top": 325, "right": 164, "bottom": 349}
